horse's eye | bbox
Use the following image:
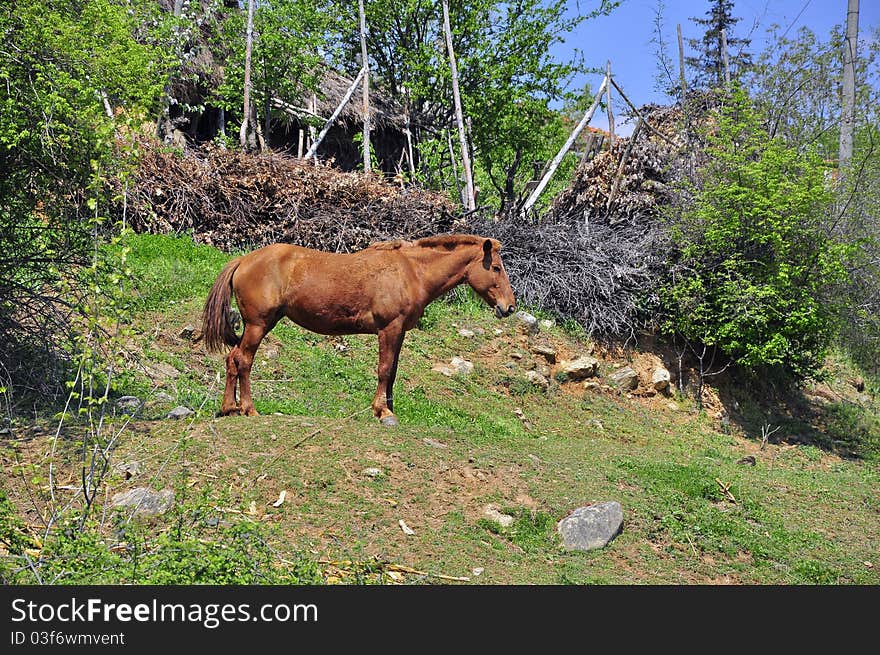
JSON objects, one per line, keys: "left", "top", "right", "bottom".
{"left": 492, "top": 266, "right": 501, "bottom": 273}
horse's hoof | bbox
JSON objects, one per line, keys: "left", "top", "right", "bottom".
{"left": 219, "top": 407, "right": 241, "bottom": 417}
{"left": 380, "top": 415, "right": 399, "bottom": 427}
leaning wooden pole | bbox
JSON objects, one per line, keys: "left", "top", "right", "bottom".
{"left": 442, "top": 0, "right": 475, "bottom": 211}
{"left": 358, "top": 0, "right": 371, "bottom": 172}
{"left": 304, "top": 67, "right": 367, "bottom": 160}
{"left": 606, "top": 61, "right": 614, "bottom": 148}
{"left": 677, "top": 23, "right": 687, "bottom": 98}
{"left": 239, "top": 0, "right": 256, "bottom": 150}
{"left": 839, "top": 0, "right": 860, "bottom": 173}
{"left": 521, "top": 76, "right": 608, "bottom": 214}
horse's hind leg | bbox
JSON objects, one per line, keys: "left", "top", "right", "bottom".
{"left": 220, "top": 346, "right": 242, "bottom": 415}
{"left": 373, "top": 324, "right": 405, "bottom": 426}
{"left": 237, "top": 321, "right": 271, "bottom": 417}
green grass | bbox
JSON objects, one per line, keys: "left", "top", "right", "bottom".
{"left": 3, "top": 232, "right": 878, "bottom": 585}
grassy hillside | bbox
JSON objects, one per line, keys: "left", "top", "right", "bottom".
{"left": 2, "top": 233, "right": 878, "bottom": 584}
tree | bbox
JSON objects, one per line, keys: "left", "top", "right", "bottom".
{"left": 686, "top": 0, "right": 752, "bottom": 89}
{"left": 839, "top": 0, "right": 860, "bottom": 172}
{"left": 660, "top": 90, "right": 851, "bottom": 381}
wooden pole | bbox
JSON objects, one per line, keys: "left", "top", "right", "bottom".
{"left": 358, "top": 0, "right": 371, "bottom": 172}
{"left": 677, "top": 23, "right": 687, "bottom": 98}
{"left": 442, "top": 0, "right": 475, "bottom": 211}
{"left": 606, "top": 118, "right": 643, "bottom": 216}
{"left": 606, "top": 61, "right": 614, "bottom": 148}
{"left": 839, "top": 0, "right": 860, "bottom": 173}
{"left": 305, "top": 67, "right": 367, "bottom": 160}
{"left": 522, "top": 76, "right": 608, "bottom": 214}
{"left": 720, "top": 28, "right": 731, "bottom": 87}
{"left": 240, "top": 0, "right": 256, "bottom": 150}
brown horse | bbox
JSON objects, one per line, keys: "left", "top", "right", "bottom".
{"left": 202, "top": 234, "right": 516, "bottom": 425}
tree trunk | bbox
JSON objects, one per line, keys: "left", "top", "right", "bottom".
{"left": 240, "top": 0, "right": 256, "bottom": 150}
{"left": 359, "top": 0, "right": 371, "bottom": 172}
{"left": 442, "top": 0, "right": 475, "bottom": 211}
{"left": 839, "top": 0, "right": 859, "bottom": 173}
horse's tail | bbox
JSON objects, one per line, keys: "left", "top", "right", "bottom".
{"left": 202, "top": 257, "right": 242, "bottom": 353}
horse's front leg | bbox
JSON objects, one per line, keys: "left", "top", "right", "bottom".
{"left": 373, "top": 324, "right": 405, "bottom": 426}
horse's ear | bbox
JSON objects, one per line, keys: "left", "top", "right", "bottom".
{"left": 483, "top": 239, "right": 493, "bottom": 255}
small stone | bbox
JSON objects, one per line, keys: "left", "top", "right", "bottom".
{"left": 665, "top": 401, "right": 680, "bottom": 411}
{"left": 472, "top": 567, "right": 484, "bottom": 576}
{"left": 178, "top": 324, "right": 196, "bottom": 340}
{"left": 531, "top": 344, "right": 557, "bottom": 364}
{"left": 559, "top": 355, "right": 599, "bottom": 380}
{"left": 450, "top": 356, "right": 474, "bottom": 376}
{"left": 483, "top": 504, "right": 515, "bottom": 528}
{"left": 432, "top": 364, "right": 457, "bottom": 377}
{"left": 153, "top": 392, "right": 174, "bottom": 403}
{"left": 736, "top": 456, "right": 756, "bottom": 466}
{"left": 583, "top": 381, "right": 601, "bottom": 392}
{"left": 0, "top": 427, "right": 12, "bottom": 437}
{"left": 363, "top": 467, "right": 384, "bottom": 478}
{"left": 652, "top": 367, "right": 671, "bottom": 391}
{"left": 167, "top": 406, "right": 194, "bottom": 420}
{"left": 536, "top": 364, "right": 552, "bottom": 378}
{"left": 493, "top": 328, "right": 503, "bottom": 336}
{"left": 608, "top": 366, "right": 639, "bottom": 391}
{"left": 539, "top": 319, "right": 555, "bottom": 330}
{"left": 458, "top": 328, "right": 476, "bottom": 338}
{"left": 525, "top": 370, "right": 549, "bottom": 390}
{"left": 398, "top": 519, "right": 415, "bottom": 535}
{"left": 111, "top": 487, "right": 175, "bottom": 516}
{"left": 514, "top": 311, "right": 539, "bottom": 335}
{"left": 115, "top": 461, "right": 141, "bottom": 480}
{"left": 510, "top": 351, "right": 524, "bottom": 360}
{"left": 116, "top": 396, "right": 142, "bottom": 411}
{"left": 557, "top": 501, "right": 623, "bottom": 551}
{"left": 422, "top": 438, "right": 448, "bottom": 449}
{"left": 528, "top": 454, "right": 541, "bottom": 464}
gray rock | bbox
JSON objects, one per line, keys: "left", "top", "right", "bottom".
{"left": 536, "top": 364, "right": 552, "bottom": 378}
{"left": 525, "top": 370, "right": 549, "bottom": 390}
{"left": 167, "top": 406, "right": 194, "bottom": 420}
{"left": 608, "top": 366, "right": 639, "bottom": 390}
{"left": 116, "top": 396, "right": 141, "bottom": 411}
{"left": 557, "top": 501, "right": 623, "bottom": 551}
{"left": 510, "top": 351, "right": 525, "bottom": 360}
{"left": 458, "top": 328, "right": 476, "bottom": 338}
{"left": 178, "top": 324, "right": 196, "bottom": 341}
{"left": 450, "top": 356, "right": 474, "bottom": 376}
{"left": 560, "top": 355, "right": 599, "bottom": 380}
{"left": 422, "top": 438, "right": 448, "bottom": 449}
{"left": 153, "top": 392, "right": 174, "bottom": 403}
{"left": 362, "top": 467, "right": 384, "bottom": 478}
{"left": 431, "top": 364, "right": 457, "bottom": 377}
{"left": 531, "top": 344, "right": 557, "bottom": 364}
{"left": 115, "top": 461, "right": 142, "bottom": 479}
{"left": 111, "top": 487, "right": 175, "bottom": 516}
{"left": 483, "top": 504, "right": 515, "bottom": 528}
{"left": 514, "top": 311, "right": 539, "bottom": 335}
{"left": 652, "top": 367, "right": 671, "bottom": 391}
{"left": 583, "top": 381, "right": 601, "bottom": 392}
{"left": 539, "top": 319, "right": 555, "bottom": 330}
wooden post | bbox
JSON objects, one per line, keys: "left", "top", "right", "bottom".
{"left": 442, "top": 0, "right": 475, "bottom": 211}
{"left": 305, "top": 67, "right": 367, "bottom": 160}
{"left": 240, "top": 0, "right": 256, "bottom": 150}
{"left": 839, "top": 0, "right": 860, "bottom": 173}
{"left": 522, "top": 76, "right": 608, "bottom": 214}
{"left": 606, "top": 118, "right": 643, "bottom": 216}
{"left": 358, "top": 0, "right": 371, "bottom": 172}
{"left": 677, "top": 24, "right": 687, "bottom": 98}
{"left": 721, "top": 28, "right": 731, "bottom": 87}
{"left": 309, "top": 93, "right": 317, "bottom": 153}
{"left": 606, "top": 61, "right": 614, "bottom": 149}
{"left": 447, "top": 127, "right": 463, "bottom": 207}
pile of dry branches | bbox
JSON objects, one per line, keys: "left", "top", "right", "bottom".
{"left": 123, "top": 139, "right": 456, "bottom": 252}
{"left": 550, "top": 104, "right": 687, "bottom": 226}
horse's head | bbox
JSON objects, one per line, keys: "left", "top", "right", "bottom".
{"left": 467, "top": 238, "right": 516, "bottom": 318}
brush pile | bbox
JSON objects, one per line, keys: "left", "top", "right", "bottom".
{"left": 123, "top": 139, "right": 456, "bottom": 252}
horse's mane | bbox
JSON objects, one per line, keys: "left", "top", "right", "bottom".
{"left": 368, "top": 234, "right": 492, "bottom": 252}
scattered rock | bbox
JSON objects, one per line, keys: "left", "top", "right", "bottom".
{"left": 450, "top": 356, "right": 474, "bottom": 376}
{"left": 608, "top": 366, "right": 639, "bottom": 390}
{"left": 531, "top": 344, "right": 557, "bottom": 364}
{"left": 178, "top": 324, "right": 196, "bottom": 341}
{"left": 557, "top": 501, "right": 623, "bottom": 551}
{"left": 431, "top": 364, "right": 457, "bottom": 377}
{"left": 514, "top": 311, "right": 539, "bottom": 335}
{"left": 0, "top": 427, "right": 12, "bottom": 437}
{"left": 111, "top": 487, "right": 174, "bottom": 516}
{"left": 539, "top": 319, "right": 555, "bottom": 330}
{"left": 525, "top": 370, "right": 549, "bottom": 390}
{"left": 398, "top": 519, "right": 415, "bottom": 535}
{"left": 583, "top": 381, "right": 601, "bottom": 392}
{"left": 167, "top": 406, "right": 194, "bottom": 420}
{"left": 651, "top": 367, "right": 671, "bottom": 391}
{"left": 116, "top": 396, "right": 142, "bottom": 411}
{"left": 472, "top": 567, "right": 484, "bottom": 576}
{"left": 559, "top": 355, "right": 599, "bottom": 380}
{"left": 493, "top": 328, "right": 504, "bottom": 336}
{"left": 665, "top": 401, "right": 680, "bottom": 411}
{"left": 422, "top": 438, "right": 448, "bottom": 449}
{"left": 458, "top": 328, "right": 476, "bottom": 338}
{"left": 145, "top": 361, "right": 180, "bottom": 382}
{"left": 527, "top": 454, "right": 541, "bottom": 465}
{"left": 736, "top": 455, "right": 756, "bottom": 466}
{"left": 115, "top": 461, "right": 142, "bottom": 480}
{"left": 483, "top": 504, "right": 515, "bottom": 528}
{"left": 153, "top": 392, "right": 174, "bottom": 403}
{"left": 535, "top": 364, "right": 552, "bottom": 378}
{"left": 362, "top": 467, "right": 384, "bottom": 478}
{"left": 510, "top": 351, "right": 525, "bottom": 360}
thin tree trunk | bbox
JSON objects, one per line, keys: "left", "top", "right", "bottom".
{"left": 305, "top": 67, "right": 367, "bottom": 160}
{"left": 606, "top": 61, "right": 614, "bottom": 148}
{"left": 721, "top": 28, "right": 731, "bottom": 87}
{"left": 359, "top": 0, "right": 371, "bottom": 172}
{"left": 677, "top": 24, "right": 687, "bottom": 98}
{"left": 442, "top": 0, "right": 475, "bottom": 211}
{"left": 839, "top": 0, "right": 859, "bottom": 173}
{"left": 240, "top": 0, "right": 256, "bottom": 150}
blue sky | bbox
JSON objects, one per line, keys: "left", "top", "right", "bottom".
{"left": 550, "top": 0, "right": 880, "bottom": 134}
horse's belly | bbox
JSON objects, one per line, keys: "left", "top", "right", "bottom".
{"left": 284, "top": 303, "right": 374, "bottom": 335}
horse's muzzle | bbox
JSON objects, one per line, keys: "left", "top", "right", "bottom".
{"left": 495, "top": 304, "right": 516, "bottom": 318}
